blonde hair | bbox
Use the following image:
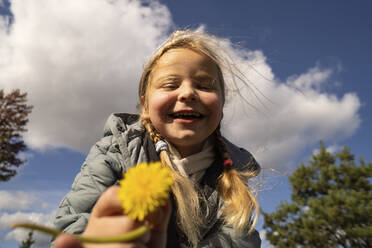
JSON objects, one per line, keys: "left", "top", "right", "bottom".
{"left": 139, "top": 30, "right": 260, "bottom": 247}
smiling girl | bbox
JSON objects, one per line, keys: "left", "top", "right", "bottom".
{"left": 54, "top": 30, "right": 261, "bottom": 248}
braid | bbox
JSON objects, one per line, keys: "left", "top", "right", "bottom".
{"left": 141, "top": 117, "right": 206, "bottom": 247}
{"left": 215, "top": 126, "right": 259, "bottom": 233}
{"left": 215, "top": 127, "right": 233, "bottom": 168}
{"left": 141, "top": 118, "right": 162, "bottom": 142}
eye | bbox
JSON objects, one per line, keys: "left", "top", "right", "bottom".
{"left": 159, "top": 76, "right": 181, "bottom": 90}
{"left": 194, "top": 77, "right": 216, "bottom": 91}
{"left": 197, "top": 84, "right": 212, "bottom": 90}
{"left": 162, "top": 83, "right": 178, "bottom": 89}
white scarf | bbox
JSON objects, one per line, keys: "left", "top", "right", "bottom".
{"left": 167, "top": 138, "right": 215, "bottom": 183}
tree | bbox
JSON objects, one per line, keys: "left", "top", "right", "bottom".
{"left": 19, "top": 231, "right": 35, "bottom": 248}
{"left": 263, "top": 142, "right": 372, "bottom": 247}
{"left": 0, "top": 89, "right": 33, "bottom": 181}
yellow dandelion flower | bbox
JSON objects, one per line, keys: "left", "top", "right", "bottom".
{"left": 118, "top": 162, "right": 174, "bottom": 221}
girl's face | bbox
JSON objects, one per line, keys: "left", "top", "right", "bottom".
{"left": 142, "top": 48, "right": 224, "bottom": 157}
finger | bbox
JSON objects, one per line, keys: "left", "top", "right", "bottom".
{"left": 83, "top": 215, "right": 150, "bottom": 244}
{"left": 135, "top": 227, "right": 151, "bottom": 244}
{"left": 86, "top": 216, "right": 137, "bottom": 231}
{"left": 147, "top": 200, "right": 172, "bottom": 248}
{"left": 149, "top": 199, "right": 172, "bottom": 232}
{"left": 55, "top": 233, "right": 83, "bottom": 248}
{"left": 91, "top": 186, "right": 123, "bottom": 217}
{"left": 162, "top": 199, "right": 172, "bottom": 227}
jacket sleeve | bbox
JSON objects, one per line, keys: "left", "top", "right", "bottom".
{"left": 198, "top": 226, "right": 261, "bottom": 248}
{"left": 53, "top": 134, "right": 125, "bottom": 234}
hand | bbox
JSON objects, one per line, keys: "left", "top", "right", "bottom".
{"left": 55, "top": 186, "right": 171, "bottom": 248}
{"left": 55, "top": 233, "right": 82, "bottom": 248}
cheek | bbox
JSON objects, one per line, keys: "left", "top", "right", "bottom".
{"left": 205, "top": 93, "right": 224, "bottom": 117}
{"left": 148, "top": 92, "right": 175, "bottom": 117}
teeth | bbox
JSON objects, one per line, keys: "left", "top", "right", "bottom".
{"left": 173, "top": 112, "right": 201, "bottom": 117}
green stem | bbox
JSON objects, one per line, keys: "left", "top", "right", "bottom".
{"left": 11, "top": 222, "right": 149, "bottom": 243}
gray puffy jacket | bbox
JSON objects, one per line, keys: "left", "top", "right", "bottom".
{"left": 54, "top": 113, "right": 261, "bottom": 247}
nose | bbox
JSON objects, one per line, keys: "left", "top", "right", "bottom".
{"left": 178, "top": 81, "right": 197, "bottom": 102}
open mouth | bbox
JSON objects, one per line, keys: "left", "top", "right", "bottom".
{"left": 169, "top": 111, "right": 204, "bottom": 120}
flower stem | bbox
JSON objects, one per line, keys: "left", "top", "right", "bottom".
{"left": 11, "top": 222, "right": 149, "bottom": 243}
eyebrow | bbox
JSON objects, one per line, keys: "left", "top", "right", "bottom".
{"left": 154, "top": 74, "right": 181, "bottom": 82}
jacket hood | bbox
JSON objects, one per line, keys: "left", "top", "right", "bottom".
{"left": 103, "top": 113, "right": 142, "bottom": 137}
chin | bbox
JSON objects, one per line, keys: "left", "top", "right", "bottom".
{"left": 172, "top": 135, "right": 205, "bottom": 147}
{"left": 173, "top": 132, "right": 200, "bottom": 141}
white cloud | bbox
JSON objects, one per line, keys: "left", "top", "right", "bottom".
{"left": 0, "top": 0, "right": 172, "bottom": 152}
{"left": 0, "top": 189, "right": 65, "bottom": 247}
{"left": 326, "top": 144, "right": 342, "bottom": 154}
{"left": 221, "top": 46, "right": 360, "bottom": 169}
{"left": 1, "top": 211, "right": 55, "bottom": 248}
{"left": 313, "top": 143, "right": 342, "bottom": 156}
{"left": 0, "top": 190, "right": 59, "bottom": 212}
{"left": 0, "top": 191, "right": 37, "bottom": 211}
{"left": 0, "top": 0, "right": 361, "bottom": 171}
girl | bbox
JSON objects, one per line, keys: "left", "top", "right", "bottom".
{"left": 54, "top": 30, "right": 261, "bottom": 248}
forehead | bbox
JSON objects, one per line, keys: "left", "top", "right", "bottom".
{"left": 151, "top": 48, "right": 219, "bottom": 79}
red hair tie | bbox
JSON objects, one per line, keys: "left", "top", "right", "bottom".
{"left": 223, "top": 159, "right": 233, "bottom": 168}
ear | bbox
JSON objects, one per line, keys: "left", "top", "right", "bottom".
{"left": 140, "top": 96, "right": 150, "bottom": 119}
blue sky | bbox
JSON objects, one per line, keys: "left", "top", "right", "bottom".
{"left": 1, "top": 0, "right": 371, "bottom": 247}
